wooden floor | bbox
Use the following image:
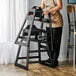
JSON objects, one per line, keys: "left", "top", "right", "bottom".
{"left": 0, "top": 62, "right": 76, "bottom": 76}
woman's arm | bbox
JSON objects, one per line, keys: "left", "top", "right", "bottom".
{"left": 43, "top": 0, "right": 63, "bottom": 15}
{"left": 40, "top": 0, "right": 45, "bottom": 9}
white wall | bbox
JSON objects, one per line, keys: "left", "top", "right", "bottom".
{"left": 28, "top": 0, "right": 69, "bottom": 61}
{"left": 59, "top": 0, "right": 69, "bottom": 61}
{"left": 28, "top": 0, "right": 41, "bottom": 10}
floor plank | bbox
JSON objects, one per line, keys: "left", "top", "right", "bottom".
{"left": 0, "top": 62, "right": 76, "bottom": 76}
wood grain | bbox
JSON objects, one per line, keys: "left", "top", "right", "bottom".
{"left": 0, "top": 62, "right": 76, "bottom": 76}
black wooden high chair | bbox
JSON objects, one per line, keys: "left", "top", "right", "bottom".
{"left": 15, "top": 6, "right": 53, "bottom": 70}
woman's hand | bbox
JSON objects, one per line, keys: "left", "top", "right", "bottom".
{"left": 43, "top": 10, "right": 50, "bottom": 15}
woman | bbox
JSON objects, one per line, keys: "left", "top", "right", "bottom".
{"left": 40, "top": 0, "right": 63, "bottom": 67}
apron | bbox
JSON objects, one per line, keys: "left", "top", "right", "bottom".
{"left": 43, "top": 0, "right": 63, "bottom": 28}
